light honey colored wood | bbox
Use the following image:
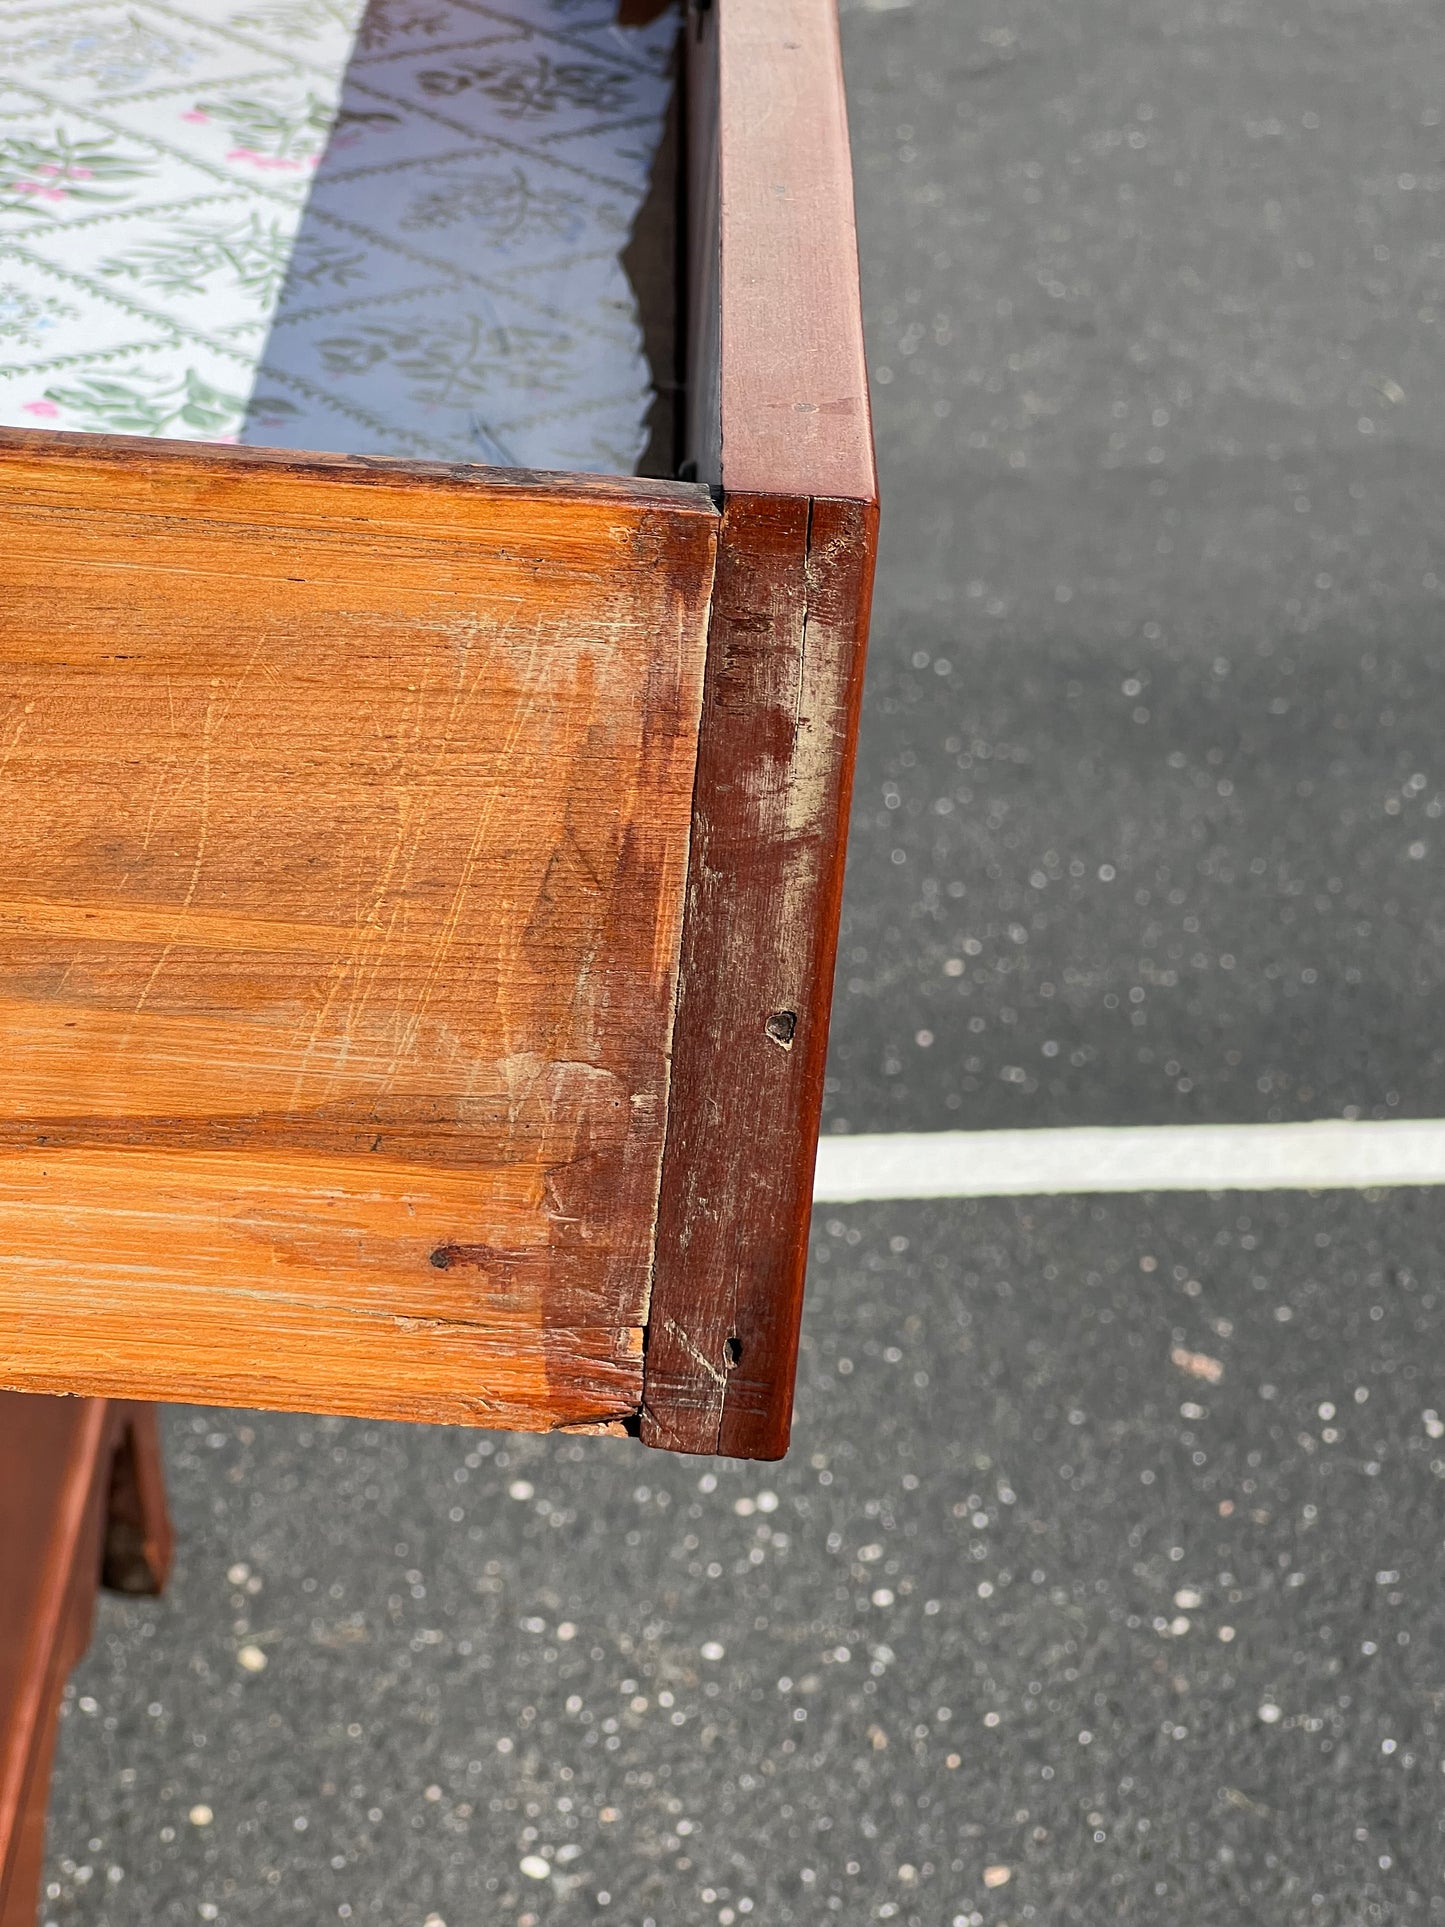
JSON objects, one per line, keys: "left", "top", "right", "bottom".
{"left": 0, "top": 434, "right": 717, "bottom": 1428}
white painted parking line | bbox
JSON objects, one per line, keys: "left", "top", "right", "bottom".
{"left": 812, "top": 1120, "right": 1445, "bottom": 1201}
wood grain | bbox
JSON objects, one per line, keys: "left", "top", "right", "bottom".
{"left": 0, "top": 0, "right": 873, "bottom": 1455}
{"left": 0, "top": 1395, "right": 169, "bottom": 1927}
{"left": 642, "top": 0, "right": 877, "bottom": 1458}
{"left": 0, "top": 434, "right": 716, "bottom": 1429}
{"left": 712, "top": 0, "right": 874, "bottom": 502}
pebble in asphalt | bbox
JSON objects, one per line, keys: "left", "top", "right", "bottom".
{"left": 42, "top": 0, "right": 1445, "bottom": 1920}
{"left": 40, "top": 1201, "right": 1445, "bottom": 1923}
{"left": 833, "top": 0, "right": 1445, "bottom": 1135}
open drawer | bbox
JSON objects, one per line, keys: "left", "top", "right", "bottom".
{"left": 0, "top": 0, "right": 875, "bottom": 1458}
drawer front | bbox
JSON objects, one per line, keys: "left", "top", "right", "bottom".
{"left": 0, "top": 437, "right": 716, "bottom": 1430}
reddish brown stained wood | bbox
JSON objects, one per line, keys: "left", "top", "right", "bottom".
{"left": 643, "top": 495, "right": 875, "bottom": 1458}
{"left": 643, "top": 0, "right": 877, "bottom": 1458}
{"left": 0, "top": 434, "right": 717, "bottom": 1430}
{"left": 714, "top": 0, "right": 874, "bottom": 502}
{"left": 0, "top": 1395, "right": 169, "bottom": 1927}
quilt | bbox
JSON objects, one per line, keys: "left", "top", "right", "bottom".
{"left": 0, "top": 0, "right": 676, "bottom": 472}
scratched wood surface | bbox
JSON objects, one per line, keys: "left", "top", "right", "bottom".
{"left": 642, "top": 0, "right": 878, "bottom": 1458}
{"left": 0, "top": 434, "right": 716, "bottom": 1429}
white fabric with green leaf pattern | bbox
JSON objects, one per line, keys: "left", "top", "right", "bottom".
{"left": 0, "top": 0, "right": 675, "bottom": 472}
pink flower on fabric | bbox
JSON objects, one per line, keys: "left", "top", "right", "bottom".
{"left": 182, "top": 109, "right": 210, "bottom": 123}
{"left": 23, "top": 400, "right": 60, "bottom": 418}
{"left": 14, "top": 182, "right": 66, "bottom": 201}
{"left": 226, "top": 147, "right": 304, "bottom": 170}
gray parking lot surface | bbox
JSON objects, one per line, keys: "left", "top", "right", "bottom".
{"left": 833, "top": 0, "right": 1445, "bottom": 1136}
{"left": 45, "top": 0, "right": 1445, "bottom": 1921}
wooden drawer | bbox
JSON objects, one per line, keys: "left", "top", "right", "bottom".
{"left": 0, "top": 0, "right": 875, "bottom": 1458}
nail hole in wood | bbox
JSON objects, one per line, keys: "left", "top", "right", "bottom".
{"left": 724, "top": 1336, "right": 743, "bottom": 1368}
{"left": 429, "top": 1247, "right": 452, "bottom": 1269}
{"left": 765, "top": 1009, "right": 797, "bottom": 1050}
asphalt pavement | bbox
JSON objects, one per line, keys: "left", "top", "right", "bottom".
{"left": 44, "top": 0, "right": 1445, "bottom": 1920}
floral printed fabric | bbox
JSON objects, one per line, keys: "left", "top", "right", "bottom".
{"left": 0, "top": 0, "right": 676, "bottom": 473}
